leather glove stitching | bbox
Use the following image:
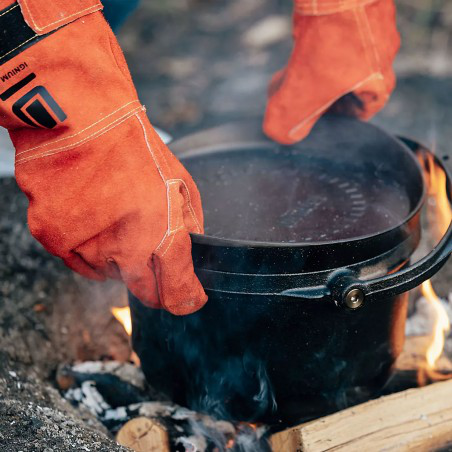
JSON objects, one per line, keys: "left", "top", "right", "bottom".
{"left": 288, "top": 72, "right": 383, "bottom": 138}
{"left": 19, "top": 0, "right": 102, "bottom": 33}
{"left": 166, "top": 181, "right": 182, "bottom": 235}
{"left": 159, "top": 232, "right": 178, "bottom": 258}
{"left": 0, "top": 33, "right": 37, "bottom": 61}
{"left": 168, "top": 178, "right": 202, "bottom": 233}
{"left": 135, "top": 113, "right": 174, "bottom": 254}
{"left": 353, "top": 7, "right": 377, "bottom": 74}
{"left": 16, "top": 100, "right": 141, "bottom": 157}
{"left": 353, "top": 5, "right": 387, "bottom": 98}
{"left": 136, "top": 113, "right": 169, "bottom": 181}
{"left": 155, "top": 232, "right": 169, "bottom": 253}
{"left": 15, "top": 106, "right": 142, "bottom": 165}
{"left": 0, "top": 4, "right": 19, "bottom": 17}
{"left": 295, "top": 0, "right": 378, "bottom": 15}
{"left": 136, "top": 115, "right": 202, "bottom": 259}
{"left": 0, "top": 4, "right": 39, "bottom": 62}
{"left": 359, "top": 4, "right": 385, "bottom": 87}
{"left": 6, "top": 1, "right": 206, "bottom": 313}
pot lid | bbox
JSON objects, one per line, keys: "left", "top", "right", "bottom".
{"left": 174, "top": 116, "right": 424, "bottom": 246}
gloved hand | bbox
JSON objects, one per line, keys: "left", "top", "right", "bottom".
{"left": 264, "top": 0, "right": 400, "bottom": 145}
{"left": 0, "top": 0, "right": 207, "bottom": 315}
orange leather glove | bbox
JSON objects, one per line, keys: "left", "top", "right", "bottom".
{"left": 0, "top": 0, "right": 207, "bottom": 315}
{"left": 264, "top": 0, "right": 400, "bottom": 144}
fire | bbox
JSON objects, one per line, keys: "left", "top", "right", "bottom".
{"left": 422, "top": 280, "right": 450, "bottom": 369}
{"left": 420, "top": 151, "right": 451, "bottom": 373}
{"left": 111, "top": 306, "right": 132, "bottom": 336}
{"left": 423, "top": 152, "right": 451, "bottom": 240}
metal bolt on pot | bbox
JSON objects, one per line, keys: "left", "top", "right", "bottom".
{"left": 345, "top": 288, "right": 365, "bottom": 309}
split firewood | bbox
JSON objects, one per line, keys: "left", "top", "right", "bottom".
{"left": 116, "top": 417, "right": 170, "bottom": 452}
{"left": 271, "top": 355, "right": 452, "bottom": 452}
{"left": 271, "top": 335, "right": 452, "bottom": 452}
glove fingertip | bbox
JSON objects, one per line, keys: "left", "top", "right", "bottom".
{"left": 163, "top": 289, "right": 208, "bottom": 316}
{"left": 263, "top": 110, "right": 316, "bottom": 145}
{"left": 151, "top": 238, "right": 208, "bottom": 316}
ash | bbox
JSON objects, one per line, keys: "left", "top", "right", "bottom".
{"left": 59, "top": 361, "right": 270, "bottom": 452}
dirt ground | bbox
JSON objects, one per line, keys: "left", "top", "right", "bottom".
{"left": 0, "top": 0, "right": 451, "bottom": 450}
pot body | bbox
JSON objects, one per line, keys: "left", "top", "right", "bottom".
{"left": 129, "top": 288, "right": 408, "bottom": 424}
{"left": 129, "top": 118, "right": 426, "bottom": 424}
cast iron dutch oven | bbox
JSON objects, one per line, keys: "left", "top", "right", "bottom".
{"left": 129, "top": 116, "right": 452, "bottom": 424}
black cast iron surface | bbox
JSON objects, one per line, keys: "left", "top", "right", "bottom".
{"left": 175, "top": 117, "right": 425, "bottom": 278}
{"left": 182, "top": 117, "right": 423, "bottom": 244}
{"left": 130, "top": 118, "right": 452, "bottom": 424}
{"left": 129, "top": 290, "right": 408, "bottom": 424}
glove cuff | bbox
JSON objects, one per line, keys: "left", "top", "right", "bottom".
{"left": 18, "top": 0, "right": 102, "bottom": 35}
{"left": 295, "top": 0, "right": 379, "bottom": 15}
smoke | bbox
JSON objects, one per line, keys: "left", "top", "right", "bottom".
{"left": 127, "top": 302, "right": 277, "bottom": 451}
{"left": 183, "top": 353, "right": 273, "bottom": 450}
{"left": 188, "top": 351, "right": 277, "bottom": 421}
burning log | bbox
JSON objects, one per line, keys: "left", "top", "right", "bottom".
{"left": 270, "top": 378, "right": 452, "bottom": 452}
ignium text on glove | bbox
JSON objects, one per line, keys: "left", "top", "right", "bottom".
{"left": 0, "top": 62, "right": 28, "bottom": 83}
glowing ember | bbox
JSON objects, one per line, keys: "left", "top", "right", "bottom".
{"left": 111, "top": 306, "right": 132, "bottom": 336}
{"left": 225, "top": 423, "right": 261, "bottom": 449}
{"left": 422, "top": 280, "right": 450, "bottom": 369}
{"left": 241, "top": 422, "right": 258, "bottom": 431}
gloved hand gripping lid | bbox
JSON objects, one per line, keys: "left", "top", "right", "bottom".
{"left": 264, "top": 0, "right": 400, "bottom": 144}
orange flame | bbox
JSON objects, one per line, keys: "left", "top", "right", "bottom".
{"left": 422, "top": 280, "right": 450, "bottom": 369}
{"left": 111, "top": 306, "right": 132, "bottom": 336}
{"left": 420, "top": 152, "right": 451, "bottom": 373}
{"left": 424, "top": 152, "right": 451, "bottom": 240}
